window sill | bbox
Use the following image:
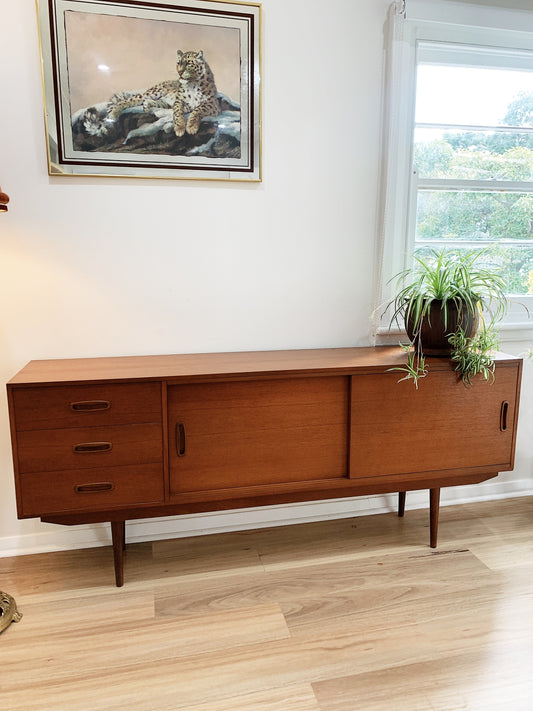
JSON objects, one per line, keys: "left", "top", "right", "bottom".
{"left": 374, "top": 322, "right": 533, "bottom": 347}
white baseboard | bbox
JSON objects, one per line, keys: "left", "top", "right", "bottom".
{"left": 2, "top": 478, "right": 532, "bottom": 558}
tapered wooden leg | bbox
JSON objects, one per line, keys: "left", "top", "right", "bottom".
{"left": 111, "top": 521, "right": 126, "bottom": 587}
{"left": 398, "top": 491, "right": 406, "bottom": 517}
{"left": 429, "top": 488, "right": 440, "bottom": 548}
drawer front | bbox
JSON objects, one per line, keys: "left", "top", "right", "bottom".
{"left": 12, "top": 383, "right": 162, "bottom": 431}
{"left": 19, "top": 463, "right": 164, "bottom": 517}
{"left": 17, "top": 423, "right": 162, "bottom": 474}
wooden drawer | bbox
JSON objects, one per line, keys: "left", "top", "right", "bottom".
{"left": 16, "top": 423, "right": 162, "bottom": 474}
{"left": 19, "top": 463, "right": 164, "bottom": 517}
{"left": 12, "top": 383, "right": 162, "bottom": 431}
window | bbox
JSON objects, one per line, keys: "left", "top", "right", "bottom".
{"left": 377, "top": 0, "right": 533, "bottom": 334}
{"left": 415, "top": 46, "right": 533, "bottom": 296}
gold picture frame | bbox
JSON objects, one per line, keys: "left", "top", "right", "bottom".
{"left": 37, "top": 0, "right": 261, "bottom": 181}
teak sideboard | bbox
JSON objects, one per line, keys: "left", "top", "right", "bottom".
{"left": 7, "top": 347, "right": 522, "bottom": 586}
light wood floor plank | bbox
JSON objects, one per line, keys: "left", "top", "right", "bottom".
{"left": 1, "top": 603, "right": 289, "bottom": 694}
{"left": 175, "top": 685, "right": 321, "bottom": 711}
{"left": 313, "top": 645, "right": 533, "bottom": 711}
{"left": 130, "top": 533, "right": 265, "bottom": 581}
{"left": 155, "top": 547, "right": 493, "bottom": 624}
{"left": 468, "top": 533, "right": 533, "bottom": 571}
{"left": 0, "top": 590, "right": 153, "bottom": 634}
{"left": 0, "top": 545, "right": 120, "bottom": 597}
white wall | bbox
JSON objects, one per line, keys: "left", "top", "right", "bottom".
{"left": 0, "top": 0, "right": 531, "bottom": 557}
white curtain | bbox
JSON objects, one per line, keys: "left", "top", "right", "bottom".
{"left": 372, "top": 2, "right": 411, "bottom": 340}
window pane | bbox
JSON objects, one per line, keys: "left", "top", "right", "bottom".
{"left": 414, "top": 243, "right": 533, "bottom": 296}
{"left": 414, "top": 128, "right": 533, "bottom": 180}
{"left": 416, "top": 191, "right": 533, "bottom": 244}
{"left": 416, "top": 65, "right": 533, "bottom": 127}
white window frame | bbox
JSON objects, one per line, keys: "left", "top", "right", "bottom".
{"left": 375, "top": 0, "right": 533, "bottom": 343}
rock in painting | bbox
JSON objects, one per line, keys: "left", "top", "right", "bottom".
{"left": 72, "top": 92, "right": 241, "bottom": 159}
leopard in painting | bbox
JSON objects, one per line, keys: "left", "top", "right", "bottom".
{"left": 173, "top": 50, "right": 220, "bottom": 136}
{"left": 106, "top": 50, "right": 220, "bottom": 137}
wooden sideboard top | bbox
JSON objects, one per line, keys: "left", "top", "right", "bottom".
{"left": 7, "top": 346, "right": 520, "bottom": 387}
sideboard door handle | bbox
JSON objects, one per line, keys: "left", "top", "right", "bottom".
{"left": 75, "top": 482, "right": 114, "bottom": 493}
{"left": 500, "top": 401, "right": 509, "bottom": 432}
{"left": 71, "top": 400, "right": 111, "bottom": 412}
{"left": 73, "top": 442, "right": 113, "bottom": 453}
{"left": 176, "top": 423, "right": 186, "bottom": 457}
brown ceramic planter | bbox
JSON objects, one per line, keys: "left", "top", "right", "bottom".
{"left": 405, "top": 299, "right": 479, "bottom": 356}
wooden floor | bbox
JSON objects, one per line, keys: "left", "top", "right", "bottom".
{"left": 1, "top": 496, "right": 533, "bottom": 710}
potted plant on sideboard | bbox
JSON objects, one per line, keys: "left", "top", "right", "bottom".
{"left": 385, "top": 249, "right": 509, "bottom": 387}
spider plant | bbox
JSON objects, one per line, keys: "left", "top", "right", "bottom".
{"left": 448, "top": 321, "right": 500, "bottom": 385}
{"left": 386, "top": 249, "right": 508, "bottom": 386}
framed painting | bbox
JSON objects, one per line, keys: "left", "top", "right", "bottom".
{"left": 37, "top": 0, "right": 261, "bottom": 180}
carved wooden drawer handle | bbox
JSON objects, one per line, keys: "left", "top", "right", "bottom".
{"left": 75, "top": 482, "right": 114, "bottom": 494}
{"left": 176, "top": 423, "right": 186, "bottom": 457}
{"left": 71, "top": 400, "right": 111, "bottom": 412}
{"left": 73, "top": 442, "right": 113, "bottom": 454}
{"left": 500, "top": 401, "right": 509, "bottom": 432}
